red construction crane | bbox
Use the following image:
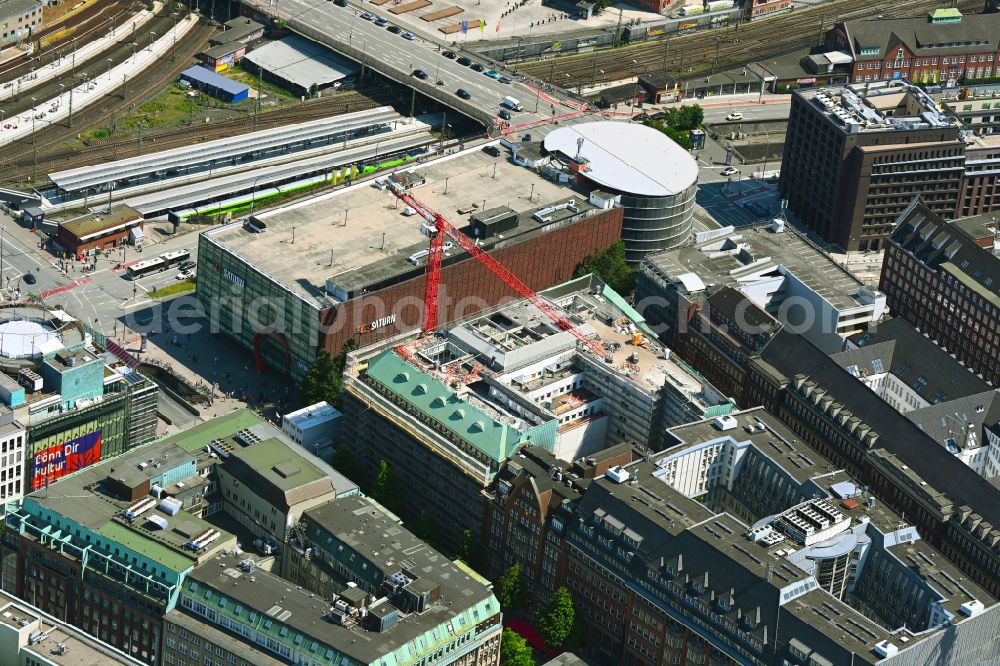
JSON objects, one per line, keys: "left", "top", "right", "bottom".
{"left": 388, "top": 183, "right": 606, "bottom": 358}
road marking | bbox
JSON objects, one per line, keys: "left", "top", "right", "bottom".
{"left": 40, "top": 276, "right": 92, "bottom": 298}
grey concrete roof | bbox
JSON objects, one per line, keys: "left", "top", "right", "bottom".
{"left": 242, "top": 35, "right": 358, "bottom": 90}
{"left": 643, "top": 222, "right": 867, "bottom": 311}
{"left": 757, "top": 329, "right": 1000, "bottom": 530}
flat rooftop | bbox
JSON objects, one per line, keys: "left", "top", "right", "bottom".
{"left": 242, "top": 35, "right": 358, "bottom": 90}
{"left": 664, "top": 408, "right": 841, "bottom": 486}
{"left": 187, "top": 497, "right": 495, "bottom": 664}
{"left": 209, "top": 148, "right": 595, "bottom": 307}
{"left": 797, "top": 81, "right": 958, "bottom": 134}
{"left": 543, "top": 122, "right": 698, "bottom": 197}
{"left": 645, "top": 223, "right": 869, "bottom": 311}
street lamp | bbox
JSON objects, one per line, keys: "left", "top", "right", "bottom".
{"left": 249, "top": 175, "right": 265, "bottom": 216}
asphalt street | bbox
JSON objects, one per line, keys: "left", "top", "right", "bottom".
{"left": 0, "top": 209, "right": 199, "bottom": 336}
{"left": 277, "top": 0, "right": 589, "bottom": 129}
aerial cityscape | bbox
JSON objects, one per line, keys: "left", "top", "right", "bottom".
{"left": 0, "top": 0, "right": 998, "bottom": 664}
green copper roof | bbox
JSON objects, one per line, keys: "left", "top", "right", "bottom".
{"left": 97, "top": 520, "right": 194, "bottom": 575}
{"left": 158, "top": 409, "right": 265, "bottom": 452}
{"left": 929, "top": 8, "right": 962, "bottom": 22}
{"left": 365, "top": 351, "right": 519, "bottom": 462}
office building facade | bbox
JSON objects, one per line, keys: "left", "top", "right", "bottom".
{"left": 779, "top": 82, "right": 965, "bottom": 251}
{"left": 879, "top": 200, "right": 1000, "bottom": 388}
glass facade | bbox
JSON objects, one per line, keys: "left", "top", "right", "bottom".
{"left": 196, "top": 232, "right": 322, "bottom": 381}
{"left": 619, "top": 183, "right": 697, "bottom": 263}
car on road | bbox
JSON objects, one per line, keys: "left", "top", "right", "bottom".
{"left": 412, "top": 69, "right": 428, "bottom": 79}
{"left": 333, "top": 0, "right": 347, "bottom": 6}
{"left": 22, "top": 273, "right": 36, "bottom": 285}
{"left": 457, "top": 56, "right": 472, "bottom": 66}
{"left": 498, "top": 108, "right": 512, "bottom": 120}
{"left": 402, "top": 31, "right": 415, "bottom": 40}
{"left": 374, "top": 15, "right": 388, "bottom": 25}
{"left": 386, "top": 24, "right": 401, "bottom": 33}
{"left": 483, "top": 145, "right": 501, "bottom": 157}
{"left": 470, "top": 62, "right": 485, "bottom": 72}
{"left": 456, "top": 88, "right": 471, "bottom": 99}
{"left": 179, "top": 260, "right": 196, "bottom": 271}
{"left": 721, "top": 167, "right": 739, "bottom": 177}
{"left": 483, "top": 69, "right": 500, "bottom": 79}
{"left": 725, "top": 112, "right": 743, "bottom": 121}
{"left": 176, "top": 269, "right": 195, "bottom": 280}
{"left": 498, "top": 75, "right": 512, "bottom": 84}
{"left": 360, "top": 11, "right": 374, "bottom": 20}
{"left": 632, "top": 112, "right": 650, "bottom": 121}
{"left": 650, "top": 111, "right": 667, "bottom": 120}
{"left": 442, "top": 50, "right": 456, "bottom": 59}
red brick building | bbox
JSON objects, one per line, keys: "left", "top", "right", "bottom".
{"left": 879, "top": 199, "right": 1000, "bottom": 388}
{"left": 482, "top": 444, "right": 634, "bottom": 610}
{"left": 198, "top": 198, "right": 624, "bottom": 381}
{"left": 57, "top": 206, "right": 143, "bottom": 260}
{"left": 827, "top": 10, "right": 1000, "bottom": 87}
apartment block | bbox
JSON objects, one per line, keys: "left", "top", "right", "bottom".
{"left": 2, "top": 409, "right": 356, "bottom": 665}
{"left": 565, "top": 408, "right": 1000, "bottom": 665}
{"left": 958, "top": 134, "right": 1000, "bottom": 217}
{"left": 745, "top": 329, "right": 1000, "bottom": 599}
{"left": 482, "top": 443, "right": 634, "bottom": 609}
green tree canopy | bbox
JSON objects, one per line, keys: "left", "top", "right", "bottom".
{"left": 499, "top": 628, "right": 534, "bottom": 666}
{"left": 537, "top": 587, "right": 578, "bottom": 649}
{"left": 574, "top": 240, "right": 636, "bottom": 296}
{"left": 300, "top": 349, "right": 341, "bottom": 407}
{"left": 496, "top": 563, "right": 524, "bottom": 610}
{"left": 300, "top": 339, "right": 359, "bottom": 408}
{"left": 372, "top": 459, "right": 401, "bottom": 513}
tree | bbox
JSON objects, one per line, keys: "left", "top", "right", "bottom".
{"left": 300, "top": 349, "right": 342, "bottom": 407}
{"left": 372, "top": 459, "right": 401, "bottom": 513}
{"left": 499, "top": 628, "right": 534, "bottom": 666}
{"left": 536, "top": 587, "right": 578, "bottom": 650}
{"left": 460, "top": 529, "right": 487, "bottom": 574}
{"left": 299, "top": 339, "right": 359, "bottom": 409}
{"left": 496, "top": 563, "right": 524, "bottom": 610}
{"left": 574, "top": 240, "right": 636, "bottom": 296}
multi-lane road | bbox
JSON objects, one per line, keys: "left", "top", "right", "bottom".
{"left": 251, "top": 0, "right": 591, "bottom": 133}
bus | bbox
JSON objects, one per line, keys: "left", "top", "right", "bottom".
{"left": 126, "top": 257, "right": 167, "bottom": 279}
{"left": 160, "top": 249, "right": 191, "bottom": 267}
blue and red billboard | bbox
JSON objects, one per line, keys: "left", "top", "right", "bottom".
{"left": 32, "top": 431, "right": 102, "bottom": 490}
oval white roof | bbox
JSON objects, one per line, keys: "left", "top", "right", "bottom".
{"left": 543, "top": 122, "right": 699, "bottom": 197}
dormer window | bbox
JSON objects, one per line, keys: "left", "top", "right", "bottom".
{"left": 897, "top": 48, "right": 904, "bottom": 60}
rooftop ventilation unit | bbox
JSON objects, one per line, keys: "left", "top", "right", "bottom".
{"left": 714, "top": 415, "right": 738, "bottom": 431}
{"left": 606, "top": 466, "right": 630, "bottom": 484}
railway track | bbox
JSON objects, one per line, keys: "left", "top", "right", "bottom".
{"left": 0, "top": 0, "right": 137, "bottom": 81}
{"left": 520, "top": 0, "right": 984, "bottom": 87}
{"left": 0, "top": 19, "right": 216, "bottom": 184}
{"left": 0, "top": 83, "right": 400, "bottom": 183}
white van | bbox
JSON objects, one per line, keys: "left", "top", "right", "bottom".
{"left": 501, "top": 96, "right": 523, "bottom": 112}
